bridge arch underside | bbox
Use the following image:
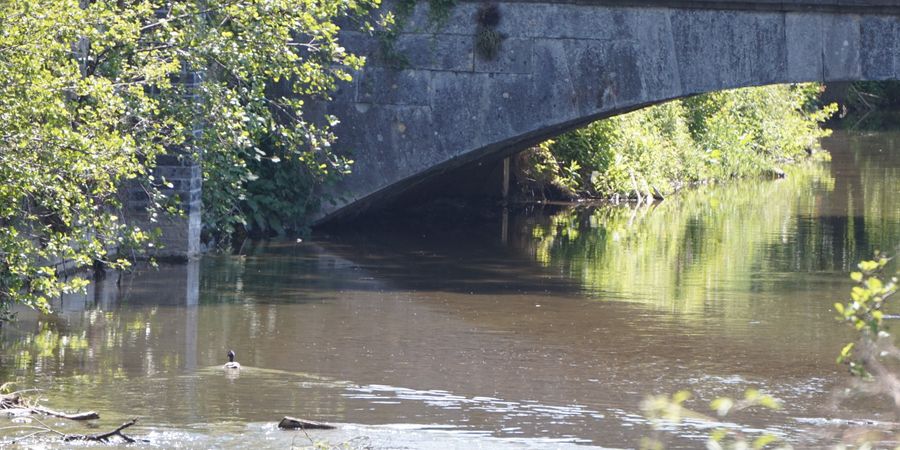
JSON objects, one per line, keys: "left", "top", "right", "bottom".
{"left": 313, "top": 0, "right": 900, "bottom": 223}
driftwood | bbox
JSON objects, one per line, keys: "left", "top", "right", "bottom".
{"left": 278, "top": 416, "right": 336, "bottom": 430}
{"left": 31, "top": 405, "right": 100, "bottom": 421}
{"left": 0, "top": 393, "right": 21, "bottom": 409}
{"left": 0, "top": 392, "right": 99, "bottom": 421}
{"left": 64, "top": 418, "right": 138, "bottom": 443}
{"left": 1, "top": 390, "right": 137, "bottom": 445}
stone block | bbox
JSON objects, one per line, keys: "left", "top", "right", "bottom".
{"left": 327, "top": 102, "right": 404, "bottom": 193}
{"left": 400, "top": 0, "right": 478, "bottom": 35}
{"left": 531, "top": 39, "right": 579, "bottom": 125}
{"left": 733, "top": 12, "right": 786, "bottom": 86}
{"left": 671, "top": 9, "right": 786, "bottom": 95}
{"left": 559, "top": 39, "right": 643, "bottom": 116}
{"left": 394, "top": 34, "right": 473, "bottom": 71}
{"left": 496, "top": 3, "right": 631, "bottom": 40}
{"left": 860, "top": 15, "right": 897, "bottom": 80}
{"left": 338, "top": 31, "right": 381, "bottom": 63}
{"left": 474, "top": 37, "right": 533, "bottom": 74}
{"left": 385, "top": 106, "right": 438, "bottom": 175}
{"left": 628, "top": 8, "right": 682, "bottom": 102}
{"left": 671, "top": 9, "right": 736, "bottom": 95}
{"left": 823, "top": 14, "right": 861, "bottom": 81}
{"left": 429, "top": 71, "right": 535, "bottom": 159}
{"left": 330, "top": 76, "right": 358, "bottom": 104}
{"left": 786, "top": 13, "right": 825, "bottom": 82}
{"left": 358, "top": 68, "right": 430, "bottom": 106}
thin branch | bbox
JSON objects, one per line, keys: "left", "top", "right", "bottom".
{"left": 63, "top": 418, "right": 138, "bottom": 443}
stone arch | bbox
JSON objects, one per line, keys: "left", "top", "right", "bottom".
{"left": 313, "top": 1, "right": 900, "bottom": 222}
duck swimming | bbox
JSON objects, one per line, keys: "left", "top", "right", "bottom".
{"left": 224, "top": 350, "right": 241, "bottom": 369}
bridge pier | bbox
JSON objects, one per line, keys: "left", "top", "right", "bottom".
{"left": 126, "top": 70, "right": 203, "bottom": 260}
{"left": 124, "top": 152, "right": 202, "bottom": 260}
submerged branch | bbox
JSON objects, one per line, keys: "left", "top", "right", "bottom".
{"left": 64, "top": 418, "right": 138, "bottom": 443}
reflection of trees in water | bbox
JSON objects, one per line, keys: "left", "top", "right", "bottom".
{"left": 790, "top": 132, "right": 900, "bottom": 271}
{"left": 527, "top": 133, "right": 900, "bottom": 316}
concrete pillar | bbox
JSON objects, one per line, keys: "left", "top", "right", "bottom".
{"left": 502, "top": 157, "right": 510, "bottom": 201}
{"left": 124, "top": 70, "right": 202, "bottom": 260}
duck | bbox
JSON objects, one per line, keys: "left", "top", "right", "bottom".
{"left": 224, "top": 350, "right": 241, "bottom": 369}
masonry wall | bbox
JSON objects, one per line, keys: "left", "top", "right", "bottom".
{"left": 311, "top": 1, "right": 900, "bottom": 222}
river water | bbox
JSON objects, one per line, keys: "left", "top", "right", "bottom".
{"left": 1, "top": 130, "right": 899, "bottom": 449}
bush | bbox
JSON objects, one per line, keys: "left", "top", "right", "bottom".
{"left": 533, "top": 84, "right": 836, "bottom": 199}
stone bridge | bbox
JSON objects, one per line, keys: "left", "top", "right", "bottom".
{"left": 311, "top": 0, "right": 900, "bottom": 222}
{"left": 153, "top": 0, "right": 900, "bottom": 256}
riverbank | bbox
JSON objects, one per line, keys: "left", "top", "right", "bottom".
{"left": 513, "top": 84, "right": 836, "bottom": 202}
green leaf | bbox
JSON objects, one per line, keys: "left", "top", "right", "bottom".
{"left": 752, "top": 434, "right": 778, "bottom": 449}
{"left": 710, "top": 397, "right": 733, "bottom": 416}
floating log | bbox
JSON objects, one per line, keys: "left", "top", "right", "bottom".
{"left": 278, "top": 416, "right": 336, "bottom": 430}
{"left": 32, "top": 405, "right": 100, "bottom": 421}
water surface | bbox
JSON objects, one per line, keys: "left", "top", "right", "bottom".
{"left": 1, "top": 130, "right": 899, "bottom": 448}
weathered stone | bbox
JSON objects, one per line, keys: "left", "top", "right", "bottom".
{"left": 670, "top": 9, "right": 737, "bottom": 95}
{"left": 393, "top": 34, "right": 473, "bottom": 71}
{"left": 330, "top": 76, "right": 358, "bottom": 104}
{"left": 531, "top": 39, "right": 579, "bottom": 124}
{"left": 823, "top": 14, "right": 861, "bottom": 81}
{"left": 860, "top": 15, "right": 897, "bottom": 80}
{"left": 400, "top": 0, "right": 478, "bottom": 35}
{"left": 786, "top": 13, "right": 825, "bottom": 82}
{"left": 358, "top": 68, "right": 430, "bottom": 106}
{"left": 671, "top": 10, "right": 786, "bottom": 95}
{"left": 629, "top": 8, "right": 682, "bottom": 101}
{"left": 474, "top": 37, "right": 533, "bottom": 74}
{"left": 496, "top": 3, "right": 631, "bottom": 40}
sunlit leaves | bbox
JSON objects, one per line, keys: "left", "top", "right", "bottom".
{"left": 641, "top": 389, "right": 785, "bottom": 450}
{"left": 197, "top": 0, "right": 380, "bottom": 243}
{"left": 640, "top": 390, "right": 693, "bottom": 423}
{"left": 710, "top": 397, "right": 734, "bottom": 416}
{"left": 835, "top": 252, "right": 899, "bottom": 377}
{"left": 541, "top": 84, "right": 836, "bottom": 199}
{"left": 0, "top": 0, "right": 379, "bottom": 316}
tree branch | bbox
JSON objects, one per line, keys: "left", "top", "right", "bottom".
{"left": 63, "top": 418, "right": 138, "bottom": 443}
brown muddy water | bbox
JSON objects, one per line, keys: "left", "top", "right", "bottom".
{"left": 1, "top": 130, "right": 900, "bottom": 449}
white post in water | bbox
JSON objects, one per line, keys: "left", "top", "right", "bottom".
{"left": 502, "top": 157, "right": 510, "bottom": 202}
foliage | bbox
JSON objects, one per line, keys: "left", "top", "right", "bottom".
{"left": 834, "top": 253, "right": 900, "bottom": 397}
{"left": 532, "top": 84, "right": 836, "bottom": 199}
{"left": 0, "top": 0, "right": 378, "bottom": 319}
{"left": 474, "top": 4, "right": 502, "bottom": 61}
{"left": 376, "top": 0, "right": 457, "bottom": 66}
{"left": 640, "top": 389, "right": 786, "bottom": 450}
{"left": 475, "top": 27, "right": 502, "bottom": 61}
{"left": 847, "top": 81, "right": 900, "bottom": 111}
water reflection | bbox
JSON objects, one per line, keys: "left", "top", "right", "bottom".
{"left": 1, "top": 131, "right": 899, "bottom": 448}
